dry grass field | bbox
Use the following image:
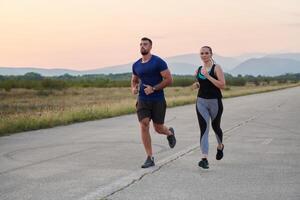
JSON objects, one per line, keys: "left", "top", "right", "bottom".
{"left": 1, "top": 82, "right": 299, "bottom": 136}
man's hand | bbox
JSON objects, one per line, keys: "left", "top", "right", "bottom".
{"left": 143, "top": 84, "right": 154, "bottom": 95}
{"left": 132, "top": 85, "right": 138, "bottom": 95}
{"left": 131, "top": 74, "right": 139, "bottom": 95}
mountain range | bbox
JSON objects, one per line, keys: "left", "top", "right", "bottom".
{"left": 231, "top": 53, "right": 300, "bottom": 76}
{"left": 1, "top": 53, "right": 300, "bottom": 76}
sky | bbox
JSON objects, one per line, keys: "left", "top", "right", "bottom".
{"left": 0, "top": 0, "right": 300, "bottom": 70}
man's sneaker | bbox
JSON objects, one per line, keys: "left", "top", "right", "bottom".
{"left": 141, "top": 156, "right": 155, "bottom": 168}
{"left": 198, "top": 158, "right": 209, "bottom": 169}
{"left": 216, "top": 144, "right": 224, "bottom": 160}
{"left": 167, "top": 127, "right": 176, "bottom": 148}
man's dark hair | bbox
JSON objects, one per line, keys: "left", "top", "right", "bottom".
{"left": 141, "top": 37, "right": 152, "bottom": 45}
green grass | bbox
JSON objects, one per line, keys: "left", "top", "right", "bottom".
{"left": 1, "top": 82, "right": 299, "bottom": 136}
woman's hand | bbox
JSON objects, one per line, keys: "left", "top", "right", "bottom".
{"left": 192, "top": 82, "right": 200, "bottom": 89}
{"left": 201, "top": 67, "right": 210, "bottom": 78}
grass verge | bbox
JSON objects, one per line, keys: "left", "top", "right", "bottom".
{"left": 1, "top": 83, "right": 299, "bottom": 136}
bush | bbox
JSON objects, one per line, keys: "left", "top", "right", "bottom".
{"left": 41, "top": 79, "right": 67, "bottom": 90}
{"left": 278, "top": 79, "right": 287, "bottom": 84}
{"left": 0, "top": 80, "right": 14, "bottom": 92}
{"left": 227, "top": 78, "right": 247, "bottom": 86}
{"left": 172, "top": 77, "right": 194, "bottom": 87}
{"left": 0, "top": 72, "right": 299, "bottom": 90}
{"left": 23, "top": 72, "right": 43, "bottom": 80}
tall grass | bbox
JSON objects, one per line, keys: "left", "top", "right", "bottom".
{"left": 1, "top": 83, "right": 299, "bottom": 136}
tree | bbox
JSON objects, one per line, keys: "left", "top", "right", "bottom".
{"left": 23, "top": 72, "right": 43, "bottom": 80}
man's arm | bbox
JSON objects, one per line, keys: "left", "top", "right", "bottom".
{"left": 144, "top": 69, "right": 173, "bottom": 95}
{"left": 154, "top": 69, "right": 173, "bottom": 90}
{"left": 131, "top": 74, "right": 139, "bottom": 95}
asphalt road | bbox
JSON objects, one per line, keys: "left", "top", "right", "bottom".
{"left": 0, "top": 87, "right": 299, "bottom": 200}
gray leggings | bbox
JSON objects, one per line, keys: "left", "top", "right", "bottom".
{"left": 196, "top": 97, "right": 223, "bottom": 155}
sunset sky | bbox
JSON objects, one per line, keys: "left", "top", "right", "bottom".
{"left": 1, "top": 0, "right": 300, "bottom": 70}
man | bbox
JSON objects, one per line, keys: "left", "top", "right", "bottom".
{"left": 131, "top": 37, "right": 176, "bottom": 168}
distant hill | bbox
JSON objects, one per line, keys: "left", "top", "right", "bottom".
{"left": 84, "top": 63, "right": 132, "bottom": 75}
{"left": 264, "top": 53, "right": 300, "bottom": 61}
{"left": 230, "top": 57, "right": 300, "bottom": 76}
{"left": 164, "top": 53, "right": 240, "bottom": 72}
{"left": 1, "top": 52, "right": 300, "bottom": 76}
{"left": 0, "top": 53, "right": 240, "bottom": 76}
{"left": 83, "top": 53, "right": 239, "bottom": 75}
{"left": 235, "top": 53, "right": 267, "bottom": 62}
{"left": 0, "top": 67, "right": 81, "bottom": 76}
{"left": 80, "top": 61, "right": 197, "bottom": 76}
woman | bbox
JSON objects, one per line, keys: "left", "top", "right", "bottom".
{"left": 193, "top": 46, "right": 226, "bottom": 169}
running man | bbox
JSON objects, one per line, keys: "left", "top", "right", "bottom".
{"left": 131, "top": 37, "right": 176, "bottom": 168}
{"left": 193, "top": 46, "right": 226, "bottom": 169}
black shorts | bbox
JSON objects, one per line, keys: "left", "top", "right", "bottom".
{"left": 136, "top": 99, "right": 167, "bottom": 124}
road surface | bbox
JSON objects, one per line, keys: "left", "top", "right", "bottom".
{"left": 0, "top": 87, "right": 299, "bottom": 200}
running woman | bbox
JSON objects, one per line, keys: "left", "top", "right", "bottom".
{"left": 131, "top": 37, "right": 176, "bottom": 168}
{"left": 193, "top": 46, "right": 226, "bottom": 169}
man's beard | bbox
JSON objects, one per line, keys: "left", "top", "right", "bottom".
{"left": 140, "top": 49, "right": 149, "bottom": 55}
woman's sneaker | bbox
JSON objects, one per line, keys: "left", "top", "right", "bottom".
{"left": 216, "top": 144, "right": 224, "bottom": 160}
{"left": 198, "top": 158, "right": 209, "bottom": 169}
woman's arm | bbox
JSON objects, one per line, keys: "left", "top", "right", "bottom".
{"left": 203, "top": 64, "right": 226, "bottom": 89}
{"left": 192, "top": 82, "right": 200, "bottom": 89}
{"left": 192, "top": 68, "right": 200, "bottom": 89}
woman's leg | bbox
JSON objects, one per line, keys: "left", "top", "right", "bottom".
{"left": 196, "top": 98, "right": 210, "bottom": 158}
{"left": 210, "top": 99, "right": 224, "bottom": 149}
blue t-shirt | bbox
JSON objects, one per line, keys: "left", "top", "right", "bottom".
{"left": 132, "top": 55, "right": 168, "bottom": 101}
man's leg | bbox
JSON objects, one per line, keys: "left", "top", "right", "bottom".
{"left": 137, "top": 100, "right": 155, "bottom": 168}
{"left": 153, "top": 123, "right": 172, "bottom": 136}
{"left": 153, "top": 123, "right": 176, "bottom": 149}
{"left": 152, "top": 99, "right": 171, "bottom": 135}
{"left": 140, "top": 118, "right": 155, "bottom": 168}
{"left": 139, "top": 117, "right": 152, "bottom": 157}
{"left": 152, "top": 100, "right": 176, "bottom": 148}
